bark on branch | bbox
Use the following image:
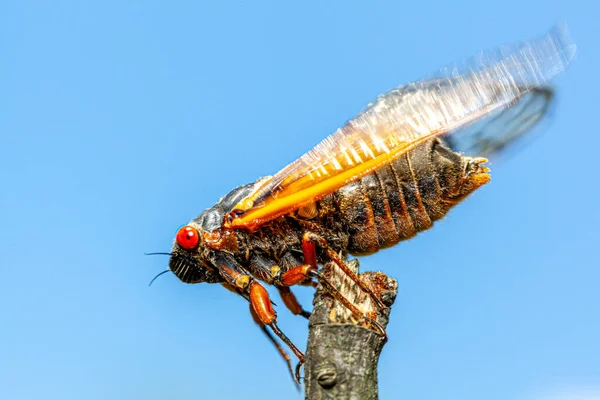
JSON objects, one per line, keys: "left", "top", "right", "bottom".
{"left": 304, "top": 259, "right": 398, "bottom": 400}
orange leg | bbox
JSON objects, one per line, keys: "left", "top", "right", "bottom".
{"left": 248, "top": 303, "right": 299, "bottom": 387}
{"left": 215, "top": 258, "right": 306, "bottom": 385}
{"left": 249, "top": 281, "right": 305, "bottom": 385}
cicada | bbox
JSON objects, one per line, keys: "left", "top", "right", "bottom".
{"left": 153, "top": 25, "right": 575, "bottom": 383}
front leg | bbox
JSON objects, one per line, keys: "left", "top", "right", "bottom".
{"left": 248, "top": 303, "right": 298, "bottom": 387}
{"left": 248, "top": 281, "right": 305, "bottom": 383}
{"left": 211, "top": 251, "right": 304, "bottom": 386}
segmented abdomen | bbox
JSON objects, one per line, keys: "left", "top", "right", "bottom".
{"left": 333, "top": 139, "right": 461, "bottom": 255}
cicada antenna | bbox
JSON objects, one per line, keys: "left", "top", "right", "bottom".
{"left": 148, "top": 270, "right": 171, "bottom": 287}
{"left": 145, "top": 253, "right": 173, "bottom": 286}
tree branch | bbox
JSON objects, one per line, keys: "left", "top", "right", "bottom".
{"left": 304, "top": 259, "right": 398, "bottom": 400}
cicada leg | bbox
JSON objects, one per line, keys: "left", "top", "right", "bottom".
{"left": 273, "top": 232, "right": 387, "bottom": 337}
{"left": 248, "top": 280, "right": 305, "bottom": 386}
{"left": 217, "top": 259, "right": 305, "bottom": 387}
{"left": 277, "top": 286, "right": 311, "bottom": 319}
{"left": 274, "top": 263, "right": 387, "bottom": 338}
{"left": 248, "top": 303, "right": 299, "bottom": 388}
{"left": 273, "top": 240, "right": 388, "bottom": 383}
{"left": 302, "top": 232, "right": 387, "bottom": 311}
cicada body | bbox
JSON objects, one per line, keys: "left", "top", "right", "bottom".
{"left": 170, "top": 137, "right": 488, "bottom": 282}
{"left": 159, "top": 26, "right": 575, "bottom": 384}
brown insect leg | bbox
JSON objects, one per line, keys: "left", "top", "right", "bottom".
{"left": 306, "top": 269, "right": 387, "bottom": 340}
{"left": 303, "top": 232, "right": 387, "bottom": 311}
{"left": 248, "top": 281, "right": 305, "bottom": 383}
{"left": 275, "top": 263, "right": 387, "bottom": 382}
{"left": 248, "top": 303, "right": 299, "bottom": 388}
{"left": 275, "top": 261, "right": 387, "bottom": 340}
{"left": 278, "top": 287, "right": 311, "bottom": 319}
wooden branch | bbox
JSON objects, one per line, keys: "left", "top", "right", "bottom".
{"left": 304, "top": 259, "right": 398, "bottom": 400}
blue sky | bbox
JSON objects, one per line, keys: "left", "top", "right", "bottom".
{"left": 1, "top": 1, "right": 598, "bottom": 399}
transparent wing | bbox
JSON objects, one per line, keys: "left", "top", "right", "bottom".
{"left": 225, "top": 24, "right": 576, "bottom": 231}
{"left": 443, "top": 86, "right": 554, "bottom": 157}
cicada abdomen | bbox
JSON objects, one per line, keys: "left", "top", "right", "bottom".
{"left": 332, "top": 139, "right": 489, "bottom": 254}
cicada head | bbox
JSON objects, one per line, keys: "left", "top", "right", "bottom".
{"left": 168, "top": 222, "right": 223, "bottom": 284}
{"left": 167, "top": 182, "right": 260, "bottom": 284}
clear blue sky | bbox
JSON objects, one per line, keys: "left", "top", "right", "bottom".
{"left": 1, "top": 1, "right": 598, "bottom": 399}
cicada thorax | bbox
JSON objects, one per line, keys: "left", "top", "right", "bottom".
{"left": 227, "top": 212, "right": 347, "bottom": 284}
{"left": 197, "top": 194, "right": 337, "bottom": 285}
{"left": 325, "top": 138, "right": 490, "bottom": 255}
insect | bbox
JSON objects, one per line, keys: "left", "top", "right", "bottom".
{"left": 153, "top": 25, "right": 575, "bottom": 384}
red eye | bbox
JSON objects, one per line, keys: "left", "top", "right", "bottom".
{"left": 176, "top": 225, "right": 199, "bottom": 249}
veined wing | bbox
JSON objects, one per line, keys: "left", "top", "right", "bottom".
{"left": 225, "top": 24, "right": 576, "bottom": 231}
{"left": 443, "top": 86, "right": 554, "bottom": 157}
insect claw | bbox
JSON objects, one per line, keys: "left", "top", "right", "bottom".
{"left": 369, "top": 291, "right": 387, "bottom": 311}
{"left": 295, "top": 360, "right": 304, "bottom": 387}
{"left": 366, "top": 317, "right": 388, "bottom": 343}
